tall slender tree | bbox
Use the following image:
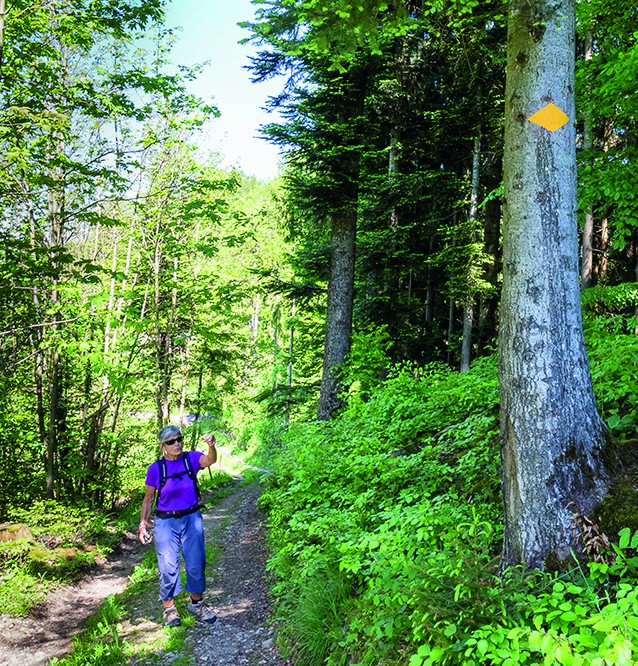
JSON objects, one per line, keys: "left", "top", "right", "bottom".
{"left": 248, "top": 3, "right": 373, "bottom": 419}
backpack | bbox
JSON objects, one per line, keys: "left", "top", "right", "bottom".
{"left": 156, "top": 453, "right": 201, "bottom": 506}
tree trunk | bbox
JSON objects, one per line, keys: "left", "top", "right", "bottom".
{"left": 286, "top": 298, "right": 296, "bottom": 425}
{"left": 598, "top": 215, "right": 609, "bottom": 282}
{"left": 152, "top": 220, "right": 170, "bottom": 427}
{"left": 46, "top": 118, "right": 66, "bottom": 500}
{"left": 580, "top": 34, "right": 594, "bottom": 290}
{"left": 446, "top": 299, "right": 455, "bottom": 366}
{"left": 250, "top": 295, "right": 260, "bottom": 352}
{"left": 425, "top": 234, "right": 435, "bottom": 324}
{"left": 478, "top": 194, "right": 501, "bottom": 351}
{"left": 460, "top": 304, "right": 474, "bottom": 373}
{"left": 388, "top": 124, "right": 400, "bottom": 232}
{"left": 318, "top": 207, "right": 357, "bottom": 420}
{"left": 461, "top": 134, "right": 481, "bottom": 373}
{"left": 0, "top": 0, "right": 5, "bottom": 76}
{"left": 28, "top": 184, "right": 48, "bottom": 475}
{"left": 500, "top": 0, "right": 608, "bottom": 569}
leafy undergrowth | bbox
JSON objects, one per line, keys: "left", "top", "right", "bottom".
{"left": 256, "top": 323, "right": 638, "bottom": 665}
{"left": 0, "top": 500, "right": 132, "bottom": 615}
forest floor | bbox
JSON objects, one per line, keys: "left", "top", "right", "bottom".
{"left": 0, "top": 455, "right": 287, "bottom": 666}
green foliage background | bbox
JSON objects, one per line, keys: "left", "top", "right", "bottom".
{"left": 2, "top": 0, "right": 638, "bottom": 665}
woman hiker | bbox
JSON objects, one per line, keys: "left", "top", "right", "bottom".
{"left": 139, "top": 425, "right": 218, "bottom": 626}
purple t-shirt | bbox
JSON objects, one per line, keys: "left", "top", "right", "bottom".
{"left": 145, "top": 451, "right": 204, "bottom": 512}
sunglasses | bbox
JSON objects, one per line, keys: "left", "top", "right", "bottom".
{"left": 163, "top": 435, "right": 183, "bottom": 446}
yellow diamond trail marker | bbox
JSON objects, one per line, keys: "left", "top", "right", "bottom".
{"left": 528, "top": 103, "right": 569, "bottom": 132}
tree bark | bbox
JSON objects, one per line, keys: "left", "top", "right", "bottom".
{"left": 500, "top": 0, "right": 608, "bottom": 569}
{"left": 318, "top": 208, "right": 357, "bottom": 420}
{"left": 478, "top": 194, "right": 501, "bottom": 351}
{"left": 45, "top": 99, "right": 67, "bottom": 500}
{"left": 425, "top": 234, "right": 435, "bottom": 324}
{"left": 461, "top": 134, "right": 481, "bottom": 373}
{"left": 0, "top": 0, "right": 5, "bottom": 76}
{"left": 446, "top": 299, "right": 455, "bottom": 366}
{"left": 286, "top": 298, "right": 295, "bottom": 425}
{"left": 580, "top": 34, "right": 594, "bottom": 290}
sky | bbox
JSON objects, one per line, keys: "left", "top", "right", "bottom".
{"left": 163, "top": 0, "right": 284, "bottom": 181}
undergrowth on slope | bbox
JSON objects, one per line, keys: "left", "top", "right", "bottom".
{"left": 256, "top": 319, "right": 638, "bottom": 665}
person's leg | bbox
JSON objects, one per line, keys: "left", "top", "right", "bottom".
{"left": 181, "top": 512, "right": 216, "bottom": 624}
{"left": 154, "top": 517, "right": 183, "bottom": 625}
{"left": 181, "top": 512, "right": 206, "bottom": 596}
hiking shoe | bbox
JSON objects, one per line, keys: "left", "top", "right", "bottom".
{"left": 187, "top": 598, "right": 217, "bottom": 625}
{"left": 163, "top": 605, "right": 181, "bottom": 627}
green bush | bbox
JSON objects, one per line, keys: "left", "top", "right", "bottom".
{"left": 259, "top": 354, "right": 501, "bottom": 663}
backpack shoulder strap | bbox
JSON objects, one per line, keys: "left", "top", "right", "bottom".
{"left": 183, "top": 453, "right": 201, "bottom": 503}
{"left": 158, "top": 458, "right": 168, "bottom": 489}
{"left": 155, "top": 457, "right": 167, "bottom": 508}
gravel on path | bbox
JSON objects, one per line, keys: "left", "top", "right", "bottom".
{"left": 186, "top": 483, "right": 287, "bottom": 666}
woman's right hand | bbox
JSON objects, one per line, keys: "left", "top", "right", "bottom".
{"left": 139, "top": 525, "right": 152, "bottom": 545}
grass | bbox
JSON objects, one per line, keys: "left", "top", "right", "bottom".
{"left": 49, "top": 596, "right": 126, "bottom": 666}
{"left": 0, "top": 568, "right": 52, "bottom": 615}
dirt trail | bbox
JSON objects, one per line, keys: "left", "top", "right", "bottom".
{"left": 0, "top": 479, "right": 285, "bottom": 666}
{"left": 184, "top": 483, "right": 285, "bottom": 665}
{"left": 0, "top": 524, "right": 144, "bottom": 666}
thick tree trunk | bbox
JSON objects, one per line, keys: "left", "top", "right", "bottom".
{"left": 318, "top": 208, "right": 357, "bottom": 420}
{"left": 500, "top": 0, "right": 608, "bottom": 569}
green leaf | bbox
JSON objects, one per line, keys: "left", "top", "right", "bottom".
{"left": 476, "top": 639, "right": 489, "bottom": 655}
